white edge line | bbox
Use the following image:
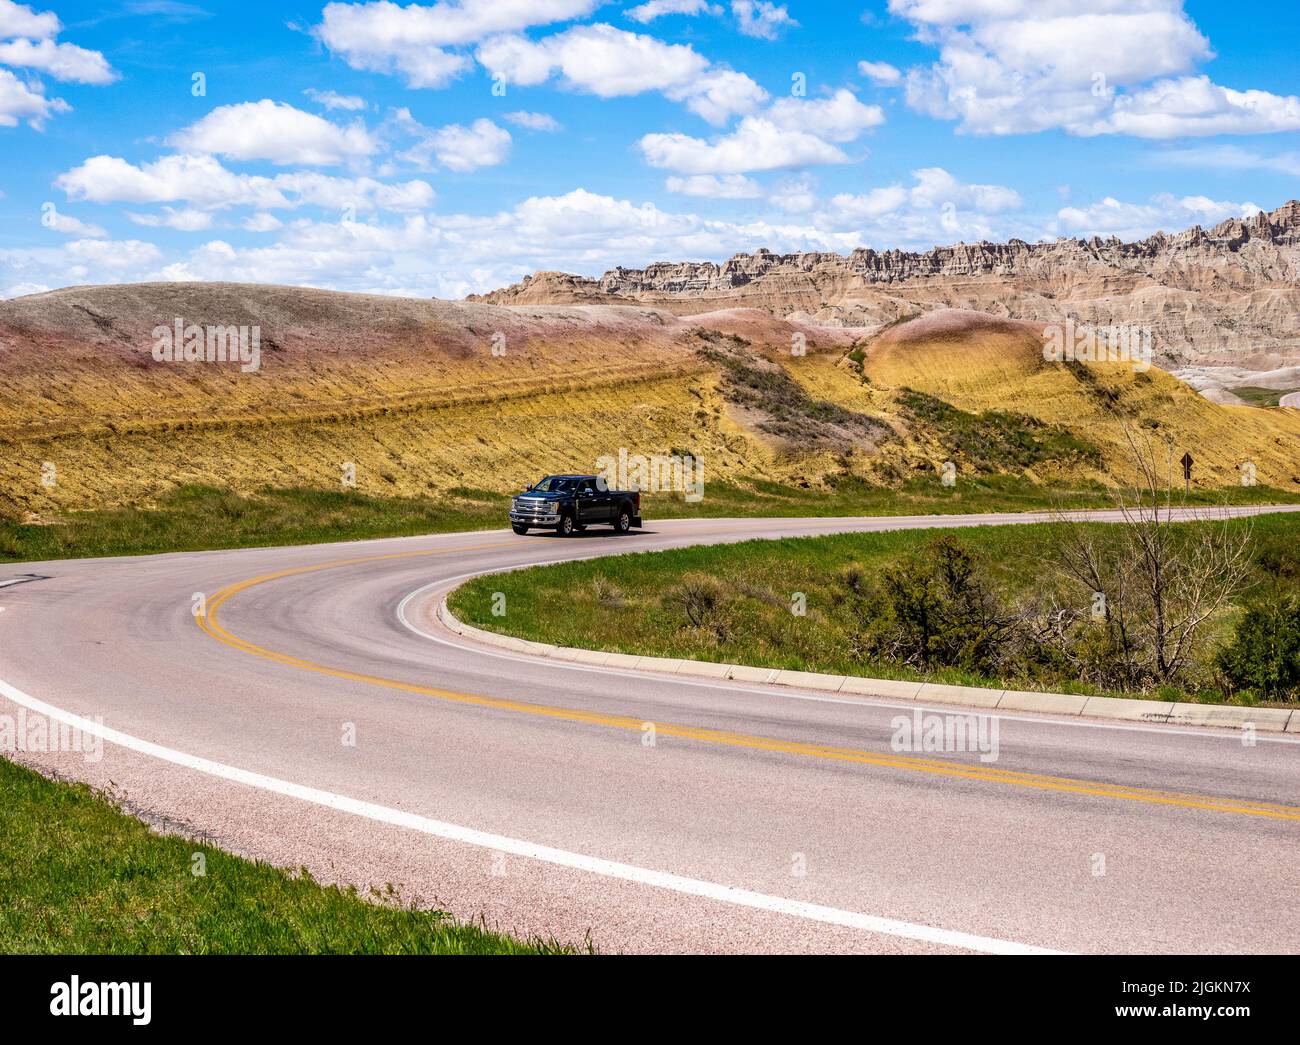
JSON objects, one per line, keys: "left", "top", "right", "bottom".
{"left": 0, "top": 674, "right": 1064, "bottom": 956}
{"left": 396, "top": 565, "right": 1300, "bottom": 747}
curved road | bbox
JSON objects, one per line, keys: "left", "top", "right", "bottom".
{"left": 1280, "top": 391, "right": 1300, "bottom": 409}
{"left": 3, "top": 509, "right": 1300, "bottom": 954}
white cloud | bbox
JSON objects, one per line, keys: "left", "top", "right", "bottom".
{"left": 1, "top": 281, "right": 51, "bottom": 299}
{"left": 420, "top": 117, "right": 512, "bottom": 172}
{"left": 58, "top": 153, "right": 289, "bottom": 209}
{"left": 0, "top": 37, "right": 116, "bottom": 84}
{"left": 0, "top": 1, "right": 115, "bottom": 127}
{"left": 65, "top": 237, "right": 162, "bottom": 270}
{"left": 389, "top": 111, "right": 512, "bottom": 172}
{"left": 665, "top": 173, "right": 761, "bottom": 198}
{"left": 1079, "top": 76, "right": 1300, "bottom": 138}
{"left": 502, "top": 110, "right": 562, "bottom": 132}
{"left": 303, "top": 87, "right": 368, "bottom": 111}
{"left": 1151, "top": 144, "right": 1300, "bottom": 177}
{"left": 768, "top": 173, "right": 818, "bottom": 214}
{"left": 893, "top": 0, "right": 1300, "bottom": 138}
{"left": 731, "top": 0, "right": 795, "bottom": 40}
{"left": 478, "top": 23, "right": 706, "bottom": 96}
{"left": 819, "top": 167, "right": 1025, "bottom": 245}
{"left": 477, "top": 23, "right": 766, "bottom": 125}
{"left": 826, "top": 185, "right": 909, "bottom": 222}
{"left": 320, "top": 10, "right": 766, "bottom": 124}
{"left": 857, "top": 59, "right": 901, "bottom": 86}
{"left": 640, "top": 89, "right": 882, "bottom": 174}
{"left": 640, "top": 116, "right": 851, "bottom": 174}
{"left": 0, "top": 65, "right": 65, "bottom": 127}
{"left": 56, "top": 152, "right": 435, "bottom": 213}
{"left": 44, "top": 209, "right": 106, "bottom": 237}
{"left": 169, "top": 100, "right": 378, "bottom": 166}
{"left": 127, "top": 207, "right": 215, "bottom": 232}
{"left": 768, "top": 89, "right": 885, "bottom": 142}
{"left": 6, "top": 175, "right": 1042, "bottom": 300}
{"left": 626, "top": 0, "right": 720, "bottom": 22}
{"left": 907, "top": 166, "right": 1021, "bottom": 213}
{"left": 243, "top": 212, "right": 284, "bottom": 232}
{"left": 0, "top": 0, "right": 60, "bottom": 39}
{"left": 672, "top": 68, "right": 768, "bottom": 125}
{"left": 315, "top": 0, "right": 599, "bottom": 88}
{"left": 1052, "top": 193, "right": 1261, "bottom": 241}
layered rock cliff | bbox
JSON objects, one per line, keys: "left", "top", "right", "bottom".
{"left": 471, "top": 200, "right": 1300, "bottom": 366}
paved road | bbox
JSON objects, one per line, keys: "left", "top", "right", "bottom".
{"left": 1280, "top": 391, "right": 1300, "bottom": 409}
{"left": 3, "top": 507, "right": 1300, "bottom": 954}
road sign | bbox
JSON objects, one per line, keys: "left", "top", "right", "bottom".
{"left": 1181, "top": 452, "right": 1193, "bottom": 480}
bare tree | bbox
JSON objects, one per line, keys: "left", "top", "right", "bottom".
{"left": 1049, "top": 425, "right": 1256, "bottom": 691}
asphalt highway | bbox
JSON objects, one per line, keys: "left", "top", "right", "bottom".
{"left": 3, "top": 507, "right": 1299, "bottom": 954}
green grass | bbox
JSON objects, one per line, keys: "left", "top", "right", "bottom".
{"left": 643, "top": 473, "right": 1296, "bottom": 521}
{"left": 3, "top": 478, "right": 1296, "bottom": 564}
{"left": 0, "top": 484, "right": 511, "bottom": 563}
{"left": 896, "top": 389, "right": 1105, "bottom": 471}
{"left": 450, "top": 512, "right": 1300, "bottom": 708}
{"left": 0, "top": 756, "right": 576, "bottom": 954}
{"left": 1229, "top": 386, "right": 1300, "bottom": 408}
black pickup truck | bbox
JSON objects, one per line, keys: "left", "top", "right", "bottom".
{"left": 509, "top": 475, "right": 642, "bottom": 536}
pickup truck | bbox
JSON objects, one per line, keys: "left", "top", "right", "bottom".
{"left": 509, "top": 475, "right": 642, "bottom": 536}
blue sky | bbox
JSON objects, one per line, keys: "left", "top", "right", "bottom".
{"left": 0, "top": 0, "right": 1297, "bottom": 298}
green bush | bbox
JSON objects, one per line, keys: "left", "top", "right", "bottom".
{"left": 1217, "top": 595, "right": 1300, "bottom": 699}
{"left": 853, "top": 535, "right": 1017, "bottom": 675}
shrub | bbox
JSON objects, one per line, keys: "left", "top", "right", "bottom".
{"left": 853, "top": 536, "right": 1018, "bottom": 675}
{"left": 1217, "top": 595, "right": 1300, "bottom": 699}
{"left": 664, "top": 572, "right": 732, "bottom": 642}
{"left": 589, "top": 574, "right": 625, "bottom": 608}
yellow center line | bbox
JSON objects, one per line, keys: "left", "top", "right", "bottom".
{"left": 194, "top": 539, "right": 1300, "bottom": 823}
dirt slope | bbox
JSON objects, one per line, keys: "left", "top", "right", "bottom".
{"left": 2, "top": 285, "right": 1296, "bottom": 518}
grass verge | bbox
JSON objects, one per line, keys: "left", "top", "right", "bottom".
{"left": 449, "top": 512, "right": 1300, "bottom": 709}
{"left": 0, "top": 756, "right": 576, "bottom": 954}
{"left": 3, "top": 477, "right": 1295, "bottom": 563}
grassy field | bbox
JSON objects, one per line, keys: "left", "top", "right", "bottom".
{"left": 1229, "top": 386, "right": 1300, "bottom": 408}
{"left": 0, "top": 756, "right": 575, "bottom": 954}
{"left": 3, "top": 477, "right": 1296, "bottom": 563}
{"left": 450, "top": 511, "right": 1300, "bottom": 708}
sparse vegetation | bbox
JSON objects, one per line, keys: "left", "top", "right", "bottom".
{"left": 1217, "top": 594, "right": 1300, "bottom": 700}
{"left": 0, "top": 485, "right": 510, "bottom": 562}
{"left": 0, "top": 756, "right": 576, "bottom": 954}
{"left": 4, "top": 475, "right": 1294, "bottom": 564}
{"left": 1229, "top": 386, "right": 1300, "bottom": 408}
{"left": 695, "top": 328, "right": 887, "bottom": 445}
{"left": 897, "top": 389, "right": 1105, "bottom": 471}
{"left": 451, "top": 510, "right": 1300, "bottom": 707}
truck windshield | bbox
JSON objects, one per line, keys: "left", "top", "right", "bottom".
{"left": 531, "top": 476, "right": 577, "bottom": 493}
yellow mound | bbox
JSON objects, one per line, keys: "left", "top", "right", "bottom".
{"left": 855, "top": 309, "right": 1300, "bottom": 489}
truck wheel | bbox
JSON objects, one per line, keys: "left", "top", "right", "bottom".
{"left": 615, "top": 509, "right": 632, "bottom": 533}
{"left": 557, "top": 514, "right": 575, "bottom": 536}
{"left": 512, "top": 524, "right": 529, "bottom": 535}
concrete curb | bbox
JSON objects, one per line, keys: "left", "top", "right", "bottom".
{"left": 435, "top": 599, "right": 1297, "bottom": 734}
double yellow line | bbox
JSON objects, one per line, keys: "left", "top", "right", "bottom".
{"left": 195, "top": 542, "right": 1300, "bottom": 823}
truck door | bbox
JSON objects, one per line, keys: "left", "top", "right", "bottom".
{"left": 577, "top": 478, "right": 608, "bottom": 522}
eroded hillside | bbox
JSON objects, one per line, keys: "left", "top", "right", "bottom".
{"left": 2, "top": 284, "right": 1297, "bottom": 518}
{"left": 473, "top": 201, "right": 1300, "bottom": 368}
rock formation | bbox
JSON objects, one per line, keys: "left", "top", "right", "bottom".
{"left": 471, "top": 201, "right": 1300, "bottom": 367}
